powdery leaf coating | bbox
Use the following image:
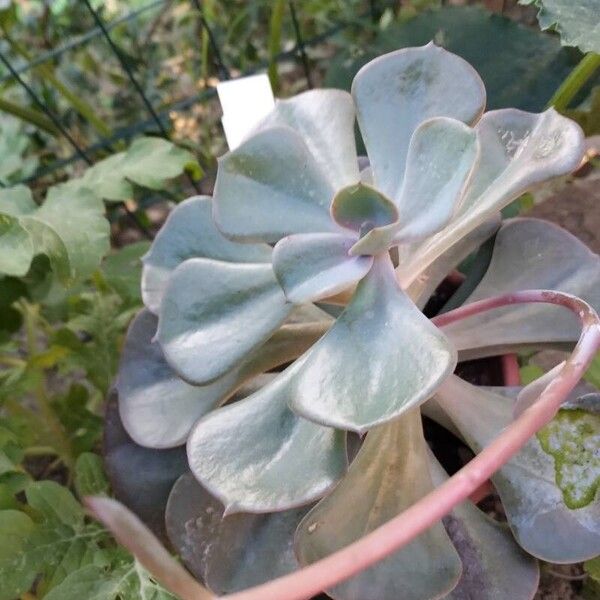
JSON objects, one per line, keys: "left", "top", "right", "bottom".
{"left": 295, "top": 409, "right": 462, "bottom": 600}
{"left": 401, "top": 108, "right": 584, "bottom": 283}
{"left": 157, "top": 258, "right": 292, "bottom": 384}
{"left": 141, "top": 196, "right": 271, "bottom": 314}
{"left": 443, "top": 218, "right": 600, "bottom": 358}
{"left": 289, "top": 254, "right": 456, "bottom": 433}
{"left": 213, "top": 126, "right": 338, "bottom": 243}
{"left": 255, "top": 89, "right": 360, "bottom": 189}
{"left": 428, "top": 454, "right": 540, "bottom": 600}
{"left": 166, "top": 473, "right": 310, "bottom": 594}
{"left": 117, "top": 310, "right": 327, "bottom": 448}
{"left": 272, "top": 233, "right": 372, "bottom": 304}
{"left": 352, "top": 42, "right": 485, "bottom": 199}
{"left": 187, "top": 362, "right": 347, "bottom": 514}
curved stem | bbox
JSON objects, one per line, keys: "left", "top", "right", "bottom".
{"left": 89, "top": 290, "right": 600, "bottom": 600}
{"left": 548, "top": 53, "right": 600, "bottom": 111}
{"left": 222, "top": 290, "right": 600, "bottom": 600}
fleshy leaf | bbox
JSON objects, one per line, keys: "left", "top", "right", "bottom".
{"left": 157, "top": 258, "right": 292, "bottom": 384}
{"left": 186, "top": 362, "right": 347, "bottom": 514}
{"left": 166, "top": 473, "right": 310, "bottom": 594}
{"left": 352, "top": 42, "right": 485, "bottom": 199}
{"left": 103, "top": 391, "right": 188, "bottom": 542}
{"left": 403, "top": 108, "right": 584, "bottom": 281}
{"left": 141, "top": 196, "right": 271, "bottom": 313}
{"left": 537, "top": 408, "right": 600, "bottom": 510}
{"left": 330, "top": 183, "right": 398, "bottom": 231}
{"left": 428, "top": 454, "right": 539, "bottom": 600}
{"left": 351, "top": 117, "right": 479, "bottom": 255}
{"left": 289, "top": 254, "right": 456, "bottom": 433}
{"left": 442, "top": 218, "right": 600, "bottom": 358}
{"left": 117, "top": 310, "right": 327, "bottom": 448}
{"left": 435, "top": 375, "right": 600, "bottom": 562}
{"left": 405, "top": 216, "right": 500, "bottom": 309}
{"left": 295, "top": 409, "right": 462, "bottom": 600}
{"left": 393, "top": 117, "right": 478, "bottom": 241}
{"left": 256, "top": 89, "right": 359, "bottom": 189}
{"left": 213, "top": 126, "right": 339, "bottom": 243}
{"left": 272, "top": 233, "right": 372, "bottom": 304}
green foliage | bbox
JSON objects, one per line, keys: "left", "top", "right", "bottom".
{"left": 0, "top": 481, "right": 176, "bottom": 600}
{"left": 62, "top": 137, "right": 201, "bottom": 203}
{"left": 521, "top": 0, "right": 600, "bottom": 54}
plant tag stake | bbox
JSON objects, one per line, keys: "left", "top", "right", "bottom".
{"left": 217, "top": 73, "right": 275, "bottom": 150}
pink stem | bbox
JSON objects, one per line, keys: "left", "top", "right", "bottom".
{"left": 501, "top": 353, "right": 521, "bottom": 386}
{"left": 222, "top": 290, "right": 600, "bottom": 600}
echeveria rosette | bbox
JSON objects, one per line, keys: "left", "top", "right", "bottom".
{"left": 111, "top": 42, "right": 600, "bottom": 600}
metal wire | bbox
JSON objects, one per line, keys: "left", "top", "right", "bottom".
{"left": 0, "top": 0, "right": 167, "bottom": 85}
{"left": 0, "top": 48, "right": 152, "bottom": 237}
{"left": 12, "top": 0, "right": 396, "bottom": 189}
{"left": 81, "top": 0, "right": 201, "bottom": 193}
{"left": 0, "top": 50, "right": 92, "bottom": 165}
{"left": 288, "top": 1, "right": 314, "bottom": 89}
{"left": 189, "top": 0, "right": 231, "bottom": 81}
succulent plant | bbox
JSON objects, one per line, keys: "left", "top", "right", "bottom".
{"left": 109, "top": 43, "right": 600, "bottom": 600}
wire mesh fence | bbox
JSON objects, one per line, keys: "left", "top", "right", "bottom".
{"left": 0, "top": 0, "right": 387, "bottom": 189}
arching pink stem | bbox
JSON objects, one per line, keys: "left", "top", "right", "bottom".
{"left": 221, "top": 290, "right": 600, "bottom": 600}
{"left": 501, "top": 353, "right": 521, "bottom": 386}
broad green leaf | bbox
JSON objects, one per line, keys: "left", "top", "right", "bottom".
{"left": 213, "top": 126, "right": 339, "bottom": 243}
{"left": 103, "top": 392, "right": 187, "bottom": 542}
{"left": 141, "top": 196, "right": 271, "bottom": 314}
{"left": 256, "top": 89, "right": 359, "bottom": 189}
{"left": 26, "top": 480, "right": 84, "bottom": 528}
{"left": 295, "top": 409, "right": 462, "bottom": 600}
{"left": 0, "top": 481, "right": 114, "bottom": 595}
{"left": 289, "top": 254, "right": 456, "bottom": 433}
{"left": 187, "top": 361, "right": 347, "bottom": 513}
{"left": 166, "top": 473, "right": 310, "bottom": 594}
{"left": 428, "top": 454, "right": 540, "bottom": 600}
{"left": 0, "top": 184, "right": 109, "bottom": 282}
{"left": 68, "top": 137, "right": 201, "bottom": 202}
{"left": 0, "top": 509, "right": 36, "bottom": 600}
{"left": 22, "top": 186, "right": 110, "bottom": 284}
{"left": 157, "top": 258, "right": 292, "bottom": 384}
{"left": 435, "top": 376, "right": 600, "bottom": 562}
{"left": 102, "top": 241, "right": 151, "bottom": 301}
{"left": 442, "top": 218, "right": 600, "bottom": 359}
{"left": 118, "top": 309, "right": 325, "bottom": 448}
{"left": 84, "top": 497, "right": 212, "bottom": 600}
{"left": 272, "top": 232, "right": 372, "bottom": 304}
{"left": 537, "top": 408, "right": 600, "bottom": 509}
{"left": 326, "top": 6, "right": 584, "bottom": 113}
{"left": 75, "top": 453, "right": 110, "bottom": 498}
{"left": 44, "top": 561, "right": 178, "bottom": 600}
{"left": 521, "top": 0, "right": 600, "bottom": 54}
{"left": 352, "top": 42, "right": 485, "bottom": 199}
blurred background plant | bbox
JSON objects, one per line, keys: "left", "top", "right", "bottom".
{"left": 0, "top": 0, "right": 598, "bottom": 598}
